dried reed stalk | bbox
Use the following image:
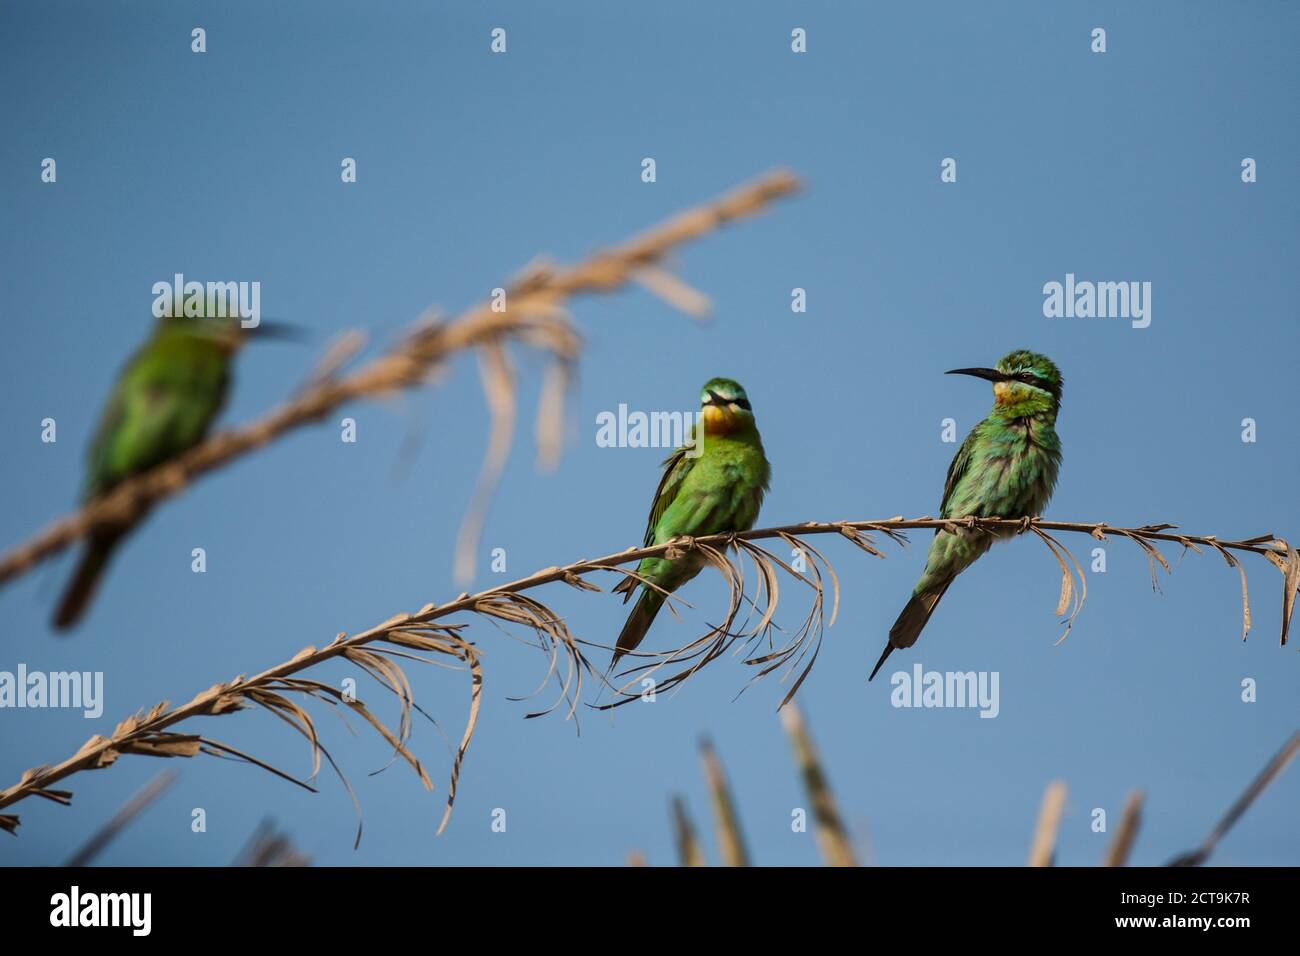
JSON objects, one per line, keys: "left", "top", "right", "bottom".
{"left": 1167, "top": 731, "right": 1300, "bottom": 866}
{"left": 234, "top": 819, "right": 312, "bottom": 867}
{"left": 64, "top": 770, "right": 177, "bottom": 866}
{"left": 1, "top": 515, "right": 1293, "bottom": 841}
{"left": 670, "top": 796, "right": 707, "bottom": 867}
{"left": 699, "top": 737, "right": 750, "bottom": 867}
{"left": 1100, "top": 790, "right": 1144, "bottom": 867}
{"left": 780, "top": 702, "right": 858, "bottom": 866}
{"left": 0, "top": 170, "right": 802, "bottom": 590}
{"left": 1028, "top": 779, "right": 1068, "bottom": 866}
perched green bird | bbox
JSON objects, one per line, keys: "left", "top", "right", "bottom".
{"left": 869, "top": 350, "right": 1064, "bottom": 680}
{"left": 611, "top": 378, "right": 771, "bottom": 669}
{"left": 54, "top": 314, "right": 293, "bottom": 631}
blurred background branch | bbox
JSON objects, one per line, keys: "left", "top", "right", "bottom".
{"left": 233, "top": 819, "right": 312, "bottom": 867}
{"left": 1167, "top": 731, "right": 1300, "bottom": 866}
{"left": 63, "top": 770, "right": 177, "bottom": 867}
{"left": 0, "top": 170, "right": 801, "bottom": 591}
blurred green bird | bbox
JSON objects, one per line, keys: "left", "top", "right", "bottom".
{"left": 54, "top": 314, "right": 294, "bottom": 631}
{"left": 611, "top": 378, "right": 771, "bottom": 669}
{"left": 870, "top": 349, "right": 1064, "bottom": 680}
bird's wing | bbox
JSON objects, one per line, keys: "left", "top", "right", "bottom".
{"left": 642, "top": 443, "right": 697, "bottom": 546}
{"left": 86, "top": 351, "right": 226, "bottom": 497}
{"left": 939, "top": 428, "right": 978, "bottom": 518}
{"left": 83, "top": 389, "right": 128, "bottom": 499}
{"left": 613, "top": 441, "right": 698, "bottom": 599}
{"left": 84, "top": 341, "right": 178, "bottom": 497}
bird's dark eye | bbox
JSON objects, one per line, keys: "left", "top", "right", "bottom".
{"left": 733, "top": 397, "right": 752, "bottom": 411}
{"left": 1019, "top": 373, "right": 1037, "bottom": 384}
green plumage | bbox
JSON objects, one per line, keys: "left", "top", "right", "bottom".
{"left": 870, "top": 350, "right": 1064, "bottom": 679}
{"left": 611, "top": 378, "right": 770, "bottom": 669}
{"left": 54, "top": 316, "right": 239, "bottom": 630}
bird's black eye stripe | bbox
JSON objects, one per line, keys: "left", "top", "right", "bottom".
{"left": 704, "top": 390, "right": 752, "bottom": 410}
{"left": 1010, "top": 370, "right": 1061, "bottom": 398}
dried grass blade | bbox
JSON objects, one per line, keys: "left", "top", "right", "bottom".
{"left": 670, "top": 796, "right": 708, "bottom": 867}
{"left": 1280, "top": 544, "right": 1299, "bottom": 646}
{"left": 1027, "top": 779, "right": 1068, "bottom": 866}
{"left": 699, "top": 738, "right": 750, "bottom": 867}
{"left": 454, "top": 341, "right": 517, "bottom": 585}
{"left": 781, "top": 703, "right": 857, "bottom": 866}
{"left": 198, "top": 738, "right": 317, "bottom": 794}
{"left": 1167, "top": 731, "right": 1300, "bottom": 866}
{"left": 1100, "top": 790, "right": 1143, "bottom": 867}
{"left": 437, "top": 648, "right": 483, "bottom": 835}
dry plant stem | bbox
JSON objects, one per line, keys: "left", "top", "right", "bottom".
{"left": 670, "top": 796, "right": 708, "bottom": 867}
{"left": 1100, "top": 790, "right": 1144, "bottom": 867}
{"left": 1167, "top": 731, "right": 1300, "bottom": 867}
{"left": 233, "top": 818, "right": 312, "bottom": 867}
{"left": 1028, "top": 780, "right": 1068, "bottom": 867}
{"left": 780, "top": 702, "right": 858, "bottom": 867}
{"left": 0, "top": 170, "right": 802, "bottom": 588}
{"left": 1, "top": 515, "right": 1293, "bottom": 839}
{"left": 63, "top": 770, "right": 177, "bottom": 867}
{"left": 699, "top": 738, "right": 750, "bottom": 867}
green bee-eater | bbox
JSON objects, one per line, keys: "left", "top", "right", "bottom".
{"left": 611, "top": 378, "right": 771, "bottom": 669}
{"left": 53, "top": 314, "right": 295, "bottom": 630}
{"left": 869, "top": 350, "right": 1064, "bottom": 680}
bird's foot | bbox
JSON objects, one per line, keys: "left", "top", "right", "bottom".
{"left": 664, "top": 535, "right": 696, "bottom": 560}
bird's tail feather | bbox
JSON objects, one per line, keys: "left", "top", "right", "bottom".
{"left": 869, "top": 578, "right": 953, "bottom": 681}
{"left": 53, "top": 533, "right": 121, "bottom": 632}
{"left": 611, "top": 588, "right": 666, "bottom": 671}
{"left": 612, "top": 574, "right": 638, "bottom": 602}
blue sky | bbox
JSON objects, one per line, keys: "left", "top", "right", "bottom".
{"left": 1, "top": 1, "right": 1297, "bottom": 866}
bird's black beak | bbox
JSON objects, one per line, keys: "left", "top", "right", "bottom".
{"left": 945, "top": 367, "right": 1005, "bottom": 383}
{"left": 703, "top": 389, "right": 727, "bottom": 406}
{"left": 251, "top": 319, "right": 307, "bottom": 342}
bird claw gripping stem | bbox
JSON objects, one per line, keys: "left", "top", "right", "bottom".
{"left": 663, "top": 535, "right": 697, "bottom": 561}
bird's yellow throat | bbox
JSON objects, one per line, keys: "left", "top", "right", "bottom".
{"left": 702, "top": 403, "right": 742, "bottom": 436}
